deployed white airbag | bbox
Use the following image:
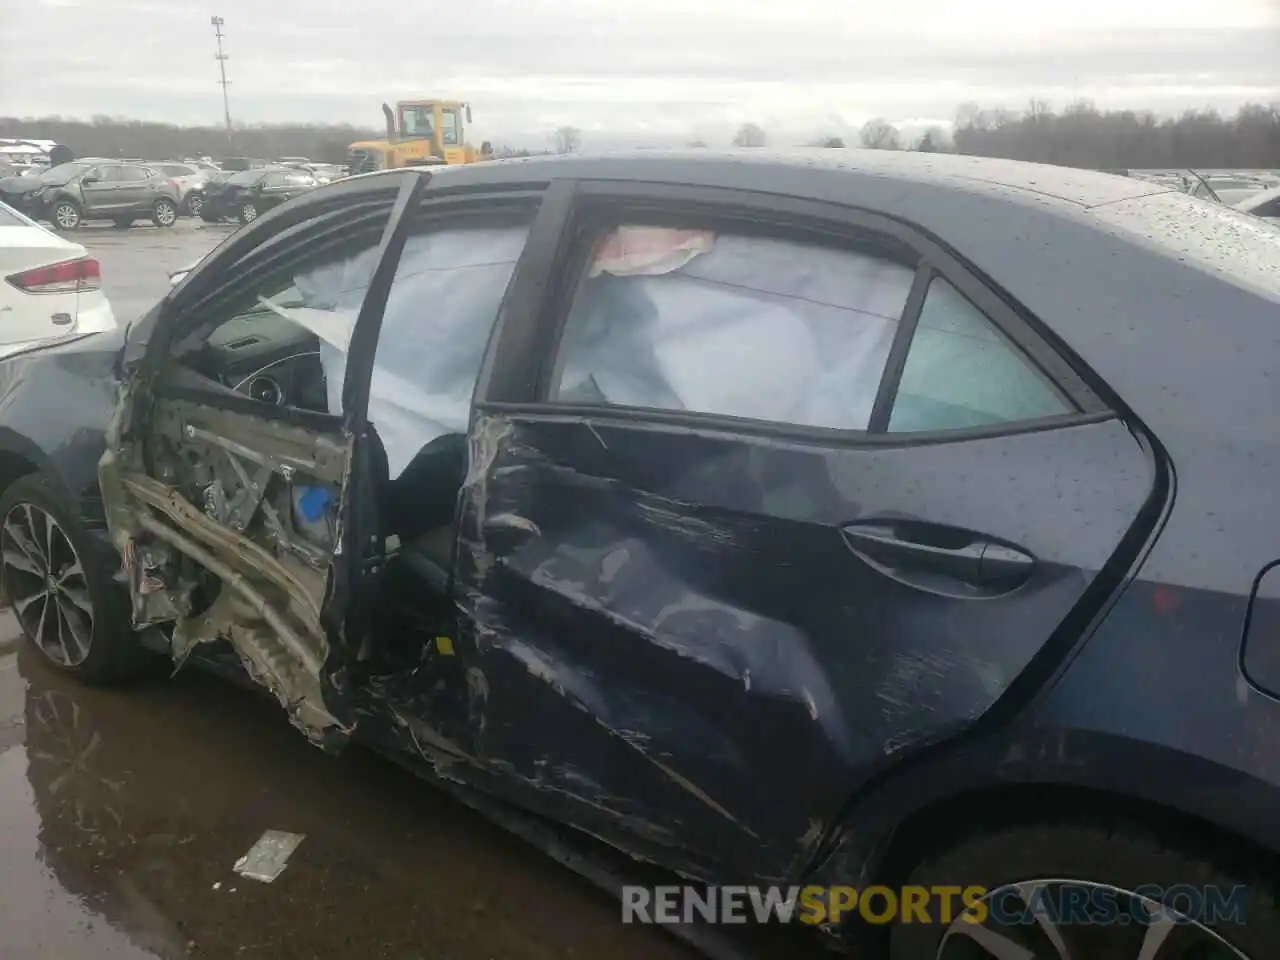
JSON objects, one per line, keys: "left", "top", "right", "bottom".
{"left": 266, "top": 224, "right": 530, "bottom": 478}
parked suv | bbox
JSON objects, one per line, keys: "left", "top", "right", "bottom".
{"left": 3, "top": 160, "right": 181, "bottom": 230}
{"left": 151, "top": 161, "right": 210, "bottom": 217}
{"left": 198, "top": 166, "right": 318, "bottom": 224}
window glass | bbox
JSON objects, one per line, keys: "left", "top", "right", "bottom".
{"left": 263, "top": 173, "right": 287, "bottom": 188}
{"left": 401, "top": 106, "right": 435, "bottom": 137}
{"left": 175, "top": 216, "right": 392, "bottom": 416}
{"left": 89, "top": 166, "right": 123, "bottom": 183}
{"left": 227, "top": 169, "right": 267, "bottom": 187}
{"left": 362, "top": 219, "right": 532, "bottom": 478}
{"left": 121, "top": 165, "right": 151, "bottom": 182}
{"left": 441, "top": 110, "right": 460, "bottom": 145}
{"left": 550, "top": 224, "right": 915, "bottom": 430}
{"left": 160, "top": 163, "right": 193, "bottom": 178}
{"left": 888, "top": 278, "right": 1073, "bottom": 433}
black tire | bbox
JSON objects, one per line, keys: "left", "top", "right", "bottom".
{"left": 112, "top": 217, "right": 133, "bottom": 229}
{"left": 49, "top": 199, "right": 81, "bottom": 230}
{"left": 151, "top": 197, "right": 177, "bottom": 228}
{"left": 187, "top": 194, "right": 204, "bottom": 218}
{"left": 0, "top": 473, "right": 143, "bottom": 683}
{"left": 238, "top": 200, "right": 258, "bottom": 225}
{"left": 890, "top": 822, "right": 1279, "bottom": 959}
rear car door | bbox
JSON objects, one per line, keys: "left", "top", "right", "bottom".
{"left": 460, "top": 182, "right": 1154, "bottom": 880}
{"left": 265, "top": 173, "right": 314, "bottom": 210}
{"left": 119, "top": 164, "right": 155, "bottom": 210}
{"left": 102, "top": 172, "right": 429, "bottom": 746}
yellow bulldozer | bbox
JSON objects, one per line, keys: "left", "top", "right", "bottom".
{"left": 346, "top": 99, "right": 492, "bottom": 175}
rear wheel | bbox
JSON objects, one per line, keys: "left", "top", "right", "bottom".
{"left": 0, "top": 473, "right": 142, "bottom": 683}
{"left": 50, "top": 199, "right": 81, "bottom": 230}
{"left": 151, "top": 197, "right": 177, "bottom": 227}
{"left": 238, "top": 200, "right": 258, "bottom": 224}
{"left": 890, "top": 822, "right": 1278, "bottom": 959}
{"left": 187, "top": 194, "right": 204, "bottom": 218}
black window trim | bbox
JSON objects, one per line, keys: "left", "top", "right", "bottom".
{"left": 479, "top": 179, "right": 1109, "bottom": 448}
{"left": 153, "top": 181, "right": 546, "bottom": 429}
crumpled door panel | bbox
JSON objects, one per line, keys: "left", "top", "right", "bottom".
{"left": 101, "top": 394, "right": 353, "bottom": 745}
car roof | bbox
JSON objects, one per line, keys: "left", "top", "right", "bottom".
{"left": 314, "top": 149, "right": 1280, "bottom": 303}
{"left": 413, "top": 149, "right": 1169, "bottom": 208}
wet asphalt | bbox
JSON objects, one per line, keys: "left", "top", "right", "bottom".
{"left": 0, "top": 220, "right": 710, "bottom": 960}
{"left": 0, "top": 613, "right": 710, "bottom": 960}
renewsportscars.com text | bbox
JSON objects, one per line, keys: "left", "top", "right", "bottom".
{"left": 622, "top": 884, "right": 1250, "bottom": 927}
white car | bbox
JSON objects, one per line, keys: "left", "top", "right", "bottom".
{"left": 0, "top": 201, "right": 116, "bottom": 353}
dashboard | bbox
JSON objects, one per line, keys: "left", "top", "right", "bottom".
{"left": 189, "top": 312, "right": 332, "bottom": 413}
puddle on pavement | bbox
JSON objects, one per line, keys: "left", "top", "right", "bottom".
{"left": 0, "top": 610, "right": 709, "bottom": 959}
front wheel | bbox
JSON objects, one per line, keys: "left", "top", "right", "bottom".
{"left": 238, "top": 200, "right": 258, "bottom": 225}
{"left": 890, "top": 822, "right": 1279, "bottom": 960}
{"left": 50, "top": 199, "right": 81, "bottom": 230}
{"left": 0, "top": 473, "right": 143, "bottom": 683}
{"left": 151, "top": 198, "right": 177, "bottom": 227}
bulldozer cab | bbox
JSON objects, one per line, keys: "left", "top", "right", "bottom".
{"left": 347, "top": 99, "right": 483, "bottom": 175}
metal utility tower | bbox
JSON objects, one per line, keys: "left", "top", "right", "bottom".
{"left": 210, "top": 15, "right": 232, "bottom": 147}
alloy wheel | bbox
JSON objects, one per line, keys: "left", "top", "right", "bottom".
{"left": 53, "top": 203, "right": 79, "bottom": 229}
{"left": 1, "top": 502, "right": 95, "bottom": 667}
{"left": 937, "top": 879, "right": 1250, "bottom": 960}
{"left": 155, "top": 201, "right": 176, "bottom": 226}
{"left": 188, "top": 195, "right": 204, "bottom": 217}
{"left": 241, "top": 202, "right": 257, "bottom": 223}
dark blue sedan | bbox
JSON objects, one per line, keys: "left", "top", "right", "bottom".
{"left": 0, "top": 150, "right": 1277, "bottom": 960}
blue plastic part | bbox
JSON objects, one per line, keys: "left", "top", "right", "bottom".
{"left": 297, "top": 485, "right": 332, "bottom": 523}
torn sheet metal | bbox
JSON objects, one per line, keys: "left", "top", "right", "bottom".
{"left": 232, "top": 830, "right": 306, "bottom": 883}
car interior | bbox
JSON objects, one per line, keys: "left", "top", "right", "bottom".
{"left": 145, "top": 214, "right": 531, "bottom": 686}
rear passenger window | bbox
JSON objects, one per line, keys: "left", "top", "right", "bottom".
{"left": 550, "top": 224, "right": 916, "bottom": 430}
{"left": 888, "top": 278, "right": 1073, "bottom": 432}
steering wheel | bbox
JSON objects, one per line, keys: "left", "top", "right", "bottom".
{"left": 230, "top": 351, "right": 321, "bottom": 406}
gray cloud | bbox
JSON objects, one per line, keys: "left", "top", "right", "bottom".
{"left": 2, "top": 0, "right": 1276, "bottom": 146}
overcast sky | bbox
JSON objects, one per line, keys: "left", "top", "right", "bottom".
{"left": 2, "top": 0, "right": 1277, "bottom": 147}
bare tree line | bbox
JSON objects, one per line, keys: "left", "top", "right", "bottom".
{"left": 952, "top": 100, "right": 1280, "bottom": 169}
{"left": 734, "top": 101, "right": 1280, "bottom": 169}
{"left": 0, "top": 115, "right": 384, "bottom": 163}
{"left": 5, "top": 100, "right": 1279, "bottom": 170}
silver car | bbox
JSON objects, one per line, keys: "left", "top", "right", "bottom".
{"left": 152, "top": 161, "right": 210, "bottom": 217}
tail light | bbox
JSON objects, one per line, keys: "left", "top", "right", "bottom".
{"left": 6, "top": 257, "right": 101, "bottom": 294}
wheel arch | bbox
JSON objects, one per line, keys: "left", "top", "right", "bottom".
{"left": 0, "top": 433, "right": 81, "bottom": 517}
{"left": 806, "top": 728, "right": 1280, "bottom": 894}
{"left": 870, "top": 781, "right": 1280, "bottom": 891}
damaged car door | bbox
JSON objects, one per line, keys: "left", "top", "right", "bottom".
{"left": 461, "top": 185, "right": 1152, "bottom": 881}
{"left": 100, "top": 173, "right": 427, "bottom": 746}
